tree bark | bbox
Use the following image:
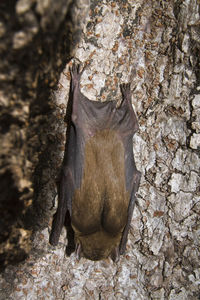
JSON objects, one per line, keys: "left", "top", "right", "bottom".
{"left": 0, "top": 0, "right": 199, "bottom": 299}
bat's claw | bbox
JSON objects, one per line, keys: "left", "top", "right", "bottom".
{"left": 70, "top": 62, "right": 86, "bottom": 86}
{"left": 120, "top": 83, "right": 131, "bottom": 95}
{"left": 70, "top": 63, "right": 80, "bottom": 74}
{"left": 120, "top": 83, "right": 132, "bottom": 106}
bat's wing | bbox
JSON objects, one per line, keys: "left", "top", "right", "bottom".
{"left": 116, "top": 83, "right": 141, "bottom": 254}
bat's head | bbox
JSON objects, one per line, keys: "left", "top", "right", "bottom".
{"left": 74, "top": 230, "right": 122, "bottom": 261}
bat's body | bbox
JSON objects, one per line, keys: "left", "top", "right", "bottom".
{"left": 50, "top": 64, "right": 141, "bottom": 261}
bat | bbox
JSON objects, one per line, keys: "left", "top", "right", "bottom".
{"left": 49, "top": 63, "right": 141, "bottom": 261}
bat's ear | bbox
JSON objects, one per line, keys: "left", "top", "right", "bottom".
{"left": 110, "top": 246, "right": 120, "bottom": 262}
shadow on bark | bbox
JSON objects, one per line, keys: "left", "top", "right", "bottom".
{"left": 0, "top": 0, "right": 86, "bottom": 271}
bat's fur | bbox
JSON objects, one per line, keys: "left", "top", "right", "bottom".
{"left": 72, "top": 129, "right": 130, "bottom": 260}
{"left": 50, "top": 63, "right": 141, "bottom": 261}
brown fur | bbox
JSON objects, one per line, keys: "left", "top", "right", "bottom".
{"left": 71, "top": 129, "right": 130, "bottom": 260}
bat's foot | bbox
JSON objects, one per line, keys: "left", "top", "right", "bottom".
{"left": 69, "top": 62, "right": 85, "bottom": 87}
{"left": 120, "top": 83, "right": 132, "bottom": 106}
{"left": 70, "top": 63, "right": 81, "bottom": 76}
{"left": 120, "top": 83, "right": 131, "bottom": 96}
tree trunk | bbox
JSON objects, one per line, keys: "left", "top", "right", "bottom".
{"left": 0, "top": 0, "right": 199, "bottom": 299}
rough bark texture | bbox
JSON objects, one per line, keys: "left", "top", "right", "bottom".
{"left": 0, "top": 0, "right": 88, "bottom": 282}
{"left": 0, "top": 0, "right": 200, "bottom": 299}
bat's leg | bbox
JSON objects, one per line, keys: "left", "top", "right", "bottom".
{"left": 49, "top": 170, "right": 69, "bottom": 246}
{"left": 119, "top": 170, "right": 141, "bottom": 254}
